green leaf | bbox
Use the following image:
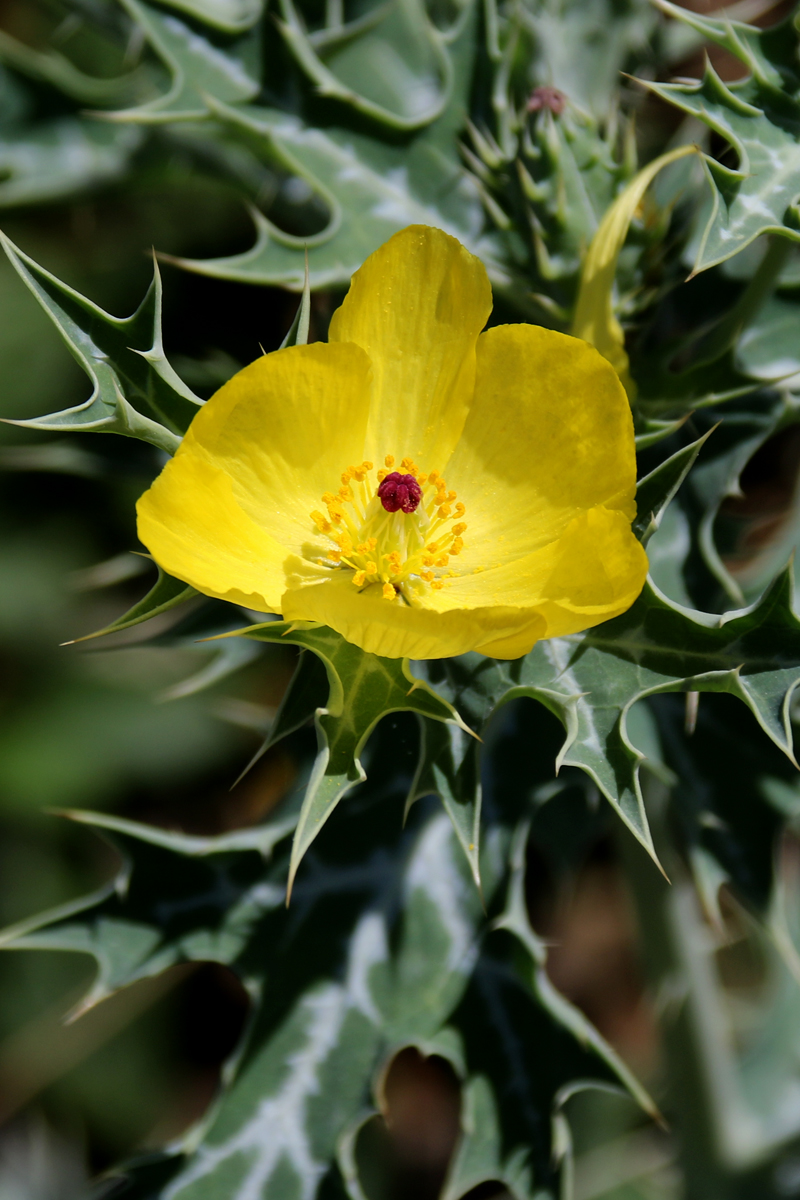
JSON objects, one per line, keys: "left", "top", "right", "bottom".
{"left": 633, "top": 428, "right": 714, "bottom": 545}
{"left": 652, "top": 692, "right": 789, "bottom": 914}
{"left": 161, "top": 9, "right": 509, "bottom": 295}
{"left": 220, "top": 621, "right": 471, "bottom": 896}
{"left": 521, "top": 0, "right": 659, "bottom": 123}
{"left": 0, "top": 808, "right": 296, "bottom": 1008}
{"left": 11, "top": 789, "right": 652, "bottom": 1200}
{"left": 634, "top": 414, "right": 689, "bottom": 450}
{"left": 0, "top": 118, "right": 144, "bottom": 209}
{"left": 11, "top": 796, "right": 485, "bottom": 1199}
{"left": 0, "top": 233, "right": 201, "bottom": 452}
{"left": 105, "top": 0, "right": 261, "bottom": 122}
{"left": 738, "top": 292, "right": 800, "bottom": 381}
{"left": 279, "top": 252, "right": 311, "bottom": 348}
{"left": 499, "top": 569, "right": 800, "bottom": 864}
{"left": 652, "top": 393, "right": 795, "bottom": 609}
{"left": 442, "top": 823, "right": 657, "bottom": 1200}
{"left": 65, "top": 566, "right": 198, "bottom": 644}
{"left": 156, "top": 0, "right": 264, "bottom": 33}
{"left": 0, "top": 28, "right": 141, "bottom": 105}
{"left": 277, "top": 0, "right": 453, "bottom": 130}
{"left": 407, "top": 717, "right": 482, "bottom": 892}
{"left": 644, "top": 2, "right": 800, "bottom": 273}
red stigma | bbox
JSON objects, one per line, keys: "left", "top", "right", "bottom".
{"left": 377, "top": 472, "right": 422, "bottom": 514}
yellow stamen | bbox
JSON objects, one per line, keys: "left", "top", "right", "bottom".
{"left": 310, "top": 454, "right": 468, "bottom": 598}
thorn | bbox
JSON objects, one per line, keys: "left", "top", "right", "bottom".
{"left": 685, "top": 690, "right": 699, "bottom": 734}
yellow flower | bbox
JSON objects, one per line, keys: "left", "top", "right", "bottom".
{"left": 136, "top": 226, "right": 647, "bottom": 660}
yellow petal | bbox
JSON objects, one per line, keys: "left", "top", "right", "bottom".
{"left": 281, "top": 561, "right": 547, "bottom": 660}
{"left": 571, "top": 144, "right": 699, "bottom": 395}
{"left": 444, "top": 323, "right": 638, "bottom": 580}
{"left": 136, "top": 341, "right": 373, "bottom": 605}
{"left": 137, "top": 453, "right": 288, "bottom": 611}
{"left": 511, "top": 506, "right": 649, "bottom": 639}
{"left": 328, "top": 224, "right": 492, "bottom": 469}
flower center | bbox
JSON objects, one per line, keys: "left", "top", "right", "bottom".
{"left": 309, "top": 455, "right": 467, "bottom": 602}
{"left": 377, "top": 472, "right": 421, "bottom": 514}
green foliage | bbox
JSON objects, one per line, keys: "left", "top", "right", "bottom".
{"left": 647, "top": 1, "right": 800, "bottom": 272}
{"left": 223, "top": 620, "right": 471, "bottom": 894}
{"left": 8, "top": 0, "right": 800, "bottom": 1196}
{"left": 0, "top": 233, "right": 201, "bottom": 452}
{"left": 0, "top": 782, "right": 652, "bottom": 1200}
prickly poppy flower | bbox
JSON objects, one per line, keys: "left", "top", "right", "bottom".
{"left": 137, "top": 226, "right": 647, "bottom": 660}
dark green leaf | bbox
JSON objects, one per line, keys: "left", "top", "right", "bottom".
{"left": 278, "top": 0, "right": 452, "bottom": 130}
{"left": 65, "top": 566, "right": 197, "bottom": 644}
{"left": 106, "top": 0, "right": 261, "bottom": 122}
{"left": 633, "top": 428, "right": 714, "bottom": 545}
{"left": 408, "top": 717, "right": 482, "bottom": 891}
{"left": 218, "top": 621, "right": 471, "bottom": 895}
{"left": 0, "top": 234, "right": 201, "bottom": 452}
{"left": 491, "top": 569, "right": 800, "bottom": 866}
{"left": 645, "top": 2, "right": 800, "bottom": 273}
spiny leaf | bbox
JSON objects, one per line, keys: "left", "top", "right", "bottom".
{"left": 160, "top": 11, "right": 514, "bottom": 296}
{"left": 633, "top": 428, "right": 714, "bottom": 545}
{"left": 643, "top": 3, "right": 800, "bottom": 273}
{"left": 279, "top": 251, "right": 311, "bottom": 348}
{"left": 653, "top": 393, "right": 795, "bottom": 609}
{"left": 0, "top": 762, "right": 654, "bottom": 1200}
{"left": 0, "top": 234, "right": 200, "bottom": 453}
{"left": 277, "top": 0, "right": 452, "bottom": 129}
{"left": 651, "top": 692, "right": 789, "bottom": 915}
{"left": 216, "top": 621, "right": 471, "bottom": 897}
{"left": 441, "top": 822, "right": 657, "bottom": 1200}
{"left": 0, "top": 28, "right": 140, "bottom": 105}
{"left": 0, "top": 809, "right": 296, "bottom": 1009}
{"left": 104, "top": 0, "right": 261, "bottom": 123}
{"left": 0, "top": 118, "right": 143, "bottom": 209}
{"left": 519, "top": 0, "right": 660, "bottom": 122}
{"left": 634, "top": 414, "right": 689, "bottom": 450}
{"left": 64, "top": 566, "right": 197, "bottom": 645}
{"left": 407, "top": 717, "right": 482, "bottom": 892}
{"left": 156, "top": 0, "right": 264, "bottom": 33}
{"left": 31, "top": 798, "right": 485, "bottom": 1200}
{"left": 501, "top": 569, "right": 800, "bottom": 864}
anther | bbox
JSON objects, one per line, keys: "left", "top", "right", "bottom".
{"left": 385, "top": 455, "right": 395, "bottom": 467}
{"left": 353, "top": 571, "right": 366, "bottom": 587}
{"left": 382, "top": 583, "right": 396, "bottom": 601}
